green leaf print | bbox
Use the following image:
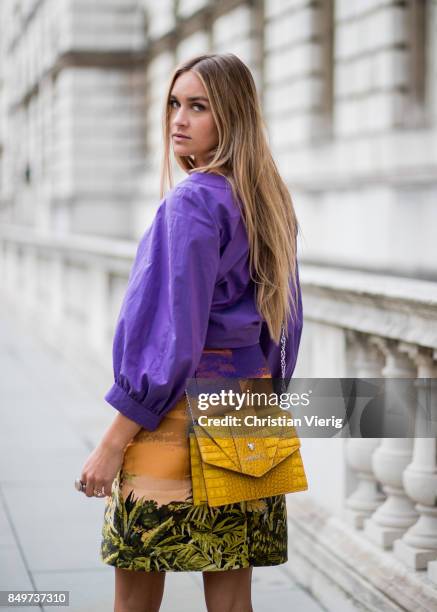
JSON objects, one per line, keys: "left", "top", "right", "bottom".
{"left": 141, "top": 517, "right": 175, "bottom": 551}
{"left": 101, "top": 494, "right": 288, "bottom": 572}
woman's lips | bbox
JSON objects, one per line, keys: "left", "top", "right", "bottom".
{"left": 172, "top": 134, "right": 191, "bottom": 140}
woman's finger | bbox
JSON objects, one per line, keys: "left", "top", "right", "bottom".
{"left": 103, "top": 481, "right": 113, "bottom": 496}
{"left": 84, "top": 478, "right": 96, "bottom": 498}
{"left": 78, "top": 473, "right": 89, "bottom": 494}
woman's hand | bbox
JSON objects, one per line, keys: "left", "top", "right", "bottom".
{"left": 79, "top": 441, "right": 125, "bottom": 498}
{"left": 76, "top": 412, "right": 142, "bottom": 498}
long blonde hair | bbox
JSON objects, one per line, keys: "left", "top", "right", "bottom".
{"left": 160, "top": 53, "right": 300, "bottom": 344}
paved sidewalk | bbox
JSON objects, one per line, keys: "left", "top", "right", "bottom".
{"left": 0, "top": 300, "right": 325, "bottom": 612}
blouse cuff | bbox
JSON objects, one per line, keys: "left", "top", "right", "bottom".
{"left": 104, "top": 383, "right": 162, "bottom": 431}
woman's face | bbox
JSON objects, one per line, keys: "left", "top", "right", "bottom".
{"left": 169, "top": 71, "right": 219, "bottom": 167}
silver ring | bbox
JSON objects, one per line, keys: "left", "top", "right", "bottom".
{"left": 74, "top": 478, "right": 86, "bottom": 492}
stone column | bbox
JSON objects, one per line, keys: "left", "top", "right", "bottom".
{"left": 394, "top": 348, "right": 437, "bottom": 569}
{"left": 43, "top": 253, "right": 64, "bottom": 347}
{"left": 88, "top": 262, "right": 108, "bottom": 356}
{"left": 345, "top": 332, "right": 386, "bottom": 529}
{"left": 3, "top": 242, "right": 18, "bottom": 295}
{"left": 22, "top": 245, "right": 38, "bottom": 314}
{"left": 428, "top": 351, "right": 437, "bottom": 585}
{"left": 364, "top": 340, "right": 418, "bottom": 549}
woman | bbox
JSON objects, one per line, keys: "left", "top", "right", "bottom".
{"left": 76, "top": 53, "right": 303, "bottom": 612}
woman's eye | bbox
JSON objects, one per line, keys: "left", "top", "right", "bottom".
{"left": 168, "top": 100, "right": 205, "bottom": 111}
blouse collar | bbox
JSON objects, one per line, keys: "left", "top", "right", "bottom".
{"left": 187, "top": 171, "right": 231, "bottom": 189}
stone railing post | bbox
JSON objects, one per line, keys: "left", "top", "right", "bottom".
{"left": 345, "top": 332, "right": 386, "bottom": 529}
{"left": 364, "top": 340, "right": 419, "bottom": 549}
{"left": 393, "top": 347, "right": 437, "bottom": 570}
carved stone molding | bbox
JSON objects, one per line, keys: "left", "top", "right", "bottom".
{"left": 301, "top": 264, "right": 437, "bottom": 350}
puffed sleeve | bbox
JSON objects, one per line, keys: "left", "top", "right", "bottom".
{"left": 104, "top": 184, "right": 221, "bottom": 431}
{"left": 259, "top": 262, "right": 303, "bottom": 389}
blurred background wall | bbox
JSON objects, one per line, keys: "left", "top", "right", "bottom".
{"left": 1, "top": 1, "right": 437, "bottom": 610}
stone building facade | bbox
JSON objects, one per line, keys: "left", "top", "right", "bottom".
{"left": 1, "top": 1, "right": 437, "bottom": 610}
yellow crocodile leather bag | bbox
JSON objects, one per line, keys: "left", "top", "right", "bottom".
{"left": 185, "top": 325, "right": 308, "bottom": 507}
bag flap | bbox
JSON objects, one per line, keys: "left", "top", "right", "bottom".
{"left": 193, "top": 405, "right": 301, "bottom": 478}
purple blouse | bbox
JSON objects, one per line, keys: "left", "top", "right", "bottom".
{"left": 104, "top": 171, "right": 303, "bottom": 431}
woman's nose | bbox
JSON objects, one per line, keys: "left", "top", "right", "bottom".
{"left": 173, "top": 106, "right": 188, "bottom": 126}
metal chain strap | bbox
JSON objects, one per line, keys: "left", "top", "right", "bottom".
{"left": 185, "top": 388, "right": 194, "bottom": 420}
{"left": 280, "top": 323, "right": 286, "bottom": 394}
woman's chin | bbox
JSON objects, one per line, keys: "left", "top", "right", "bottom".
{"left": 173, "top": 142, "right": 191, "bottom": 151}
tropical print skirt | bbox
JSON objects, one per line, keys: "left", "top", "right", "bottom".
{"left": 100, "top": 344, "right": 288, "bottom": 572}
